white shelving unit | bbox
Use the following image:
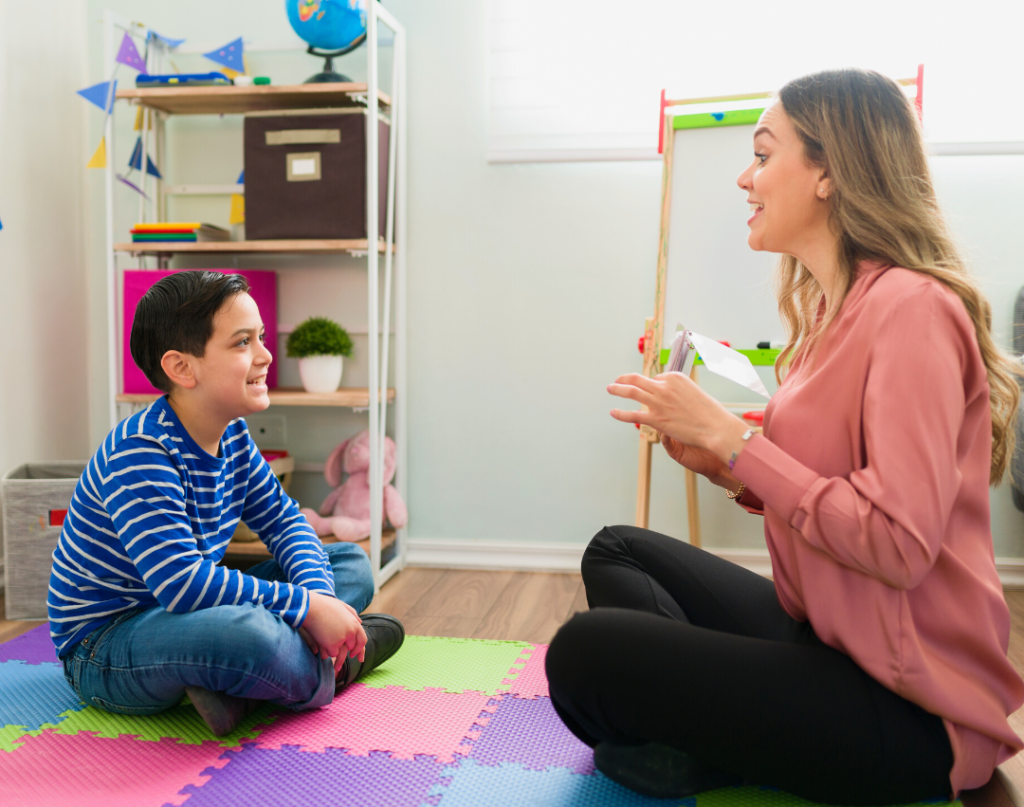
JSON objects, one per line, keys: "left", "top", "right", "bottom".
{"left": 100, "top": 5, "right": 408, "bottom": 590}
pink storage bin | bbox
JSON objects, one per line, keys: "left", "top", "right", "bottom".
{"left": 123, "top": 269, "right": 278, "bottom": 394}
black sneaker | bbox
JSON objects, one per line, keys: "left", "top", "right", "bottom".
{"left": 185, "top": 686, "right": 259, "bottom": 737}
{"left": 335, "top": 613, "right": 405, "bottom": 693}
{"left": 594, "top": 741, "right": 743, "bottom": 798}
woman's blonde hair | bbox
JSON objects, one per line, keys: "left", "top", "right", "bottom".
{"left": 773, "top": 68, "right": 1021, "bottom": 484}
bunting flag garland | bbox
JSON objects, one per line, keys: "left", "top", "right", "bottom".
{"left": 229, "top": 168, "right": 245, "bottom": 224}
{"left": 115, "top": 32, "right": 147, "bottom": 73}
{"left": 229, "top": 192, "right": 245, "bottom": 225}
{"left": 203, "top": 37, "right": 244, "bottom": 73}
{"left": 147, "top": 29, "right": 185, "bottom": 49}
{"left": 127, "top": 137, "right": 162, "bottom": 179}
{"left": 117, "top": 174, "right": 151, "bottom": 200}
{"left": 76, "top": 80, "right": 118, "bottom": 113}
{"left": 86, "top": 137, "right": 107, "bottom": 169}
{"left": 133, "top": 106, "right": 151, "bottom": 131}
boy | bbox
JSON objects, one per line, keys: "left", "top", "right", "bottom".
{"left": 48, "top": 270, "right": 404, "bottom": 736}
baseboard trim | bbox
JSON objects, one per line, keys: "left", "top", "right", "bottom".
{"left": 996, "top": 558, "right": 1024, "bottom": 590}
{"left": 405, "top": 539, "right": 586, "bottom": 573}
{"left": 405, "top": 538, "right": 774, "bottom": 576}
{"left": 406, "top": 539, "right": 1024, "bottom": 588}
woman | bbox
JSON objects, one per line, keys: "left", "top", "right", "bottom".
{"left": 546, "top": 69, "right": 1024, "bottom": 804}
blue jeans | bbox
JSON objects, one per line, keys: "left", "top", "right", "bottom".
{"left": 61, "top": 543, "right": 374, "bottom": 715}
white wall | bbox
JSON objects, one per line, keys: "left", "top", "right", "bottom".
{"left": 0, "top": 1, "right": 92, "bottom": 567}
{"left": 74, "top": 0, "right": 1023, "bottom": 561}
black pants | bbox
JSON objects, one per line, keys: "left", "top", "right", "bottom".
{"left": 546, "top": 526, "right": 954, "bottom": 805}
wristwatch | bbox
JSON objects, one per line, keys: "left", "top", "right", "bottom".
{"left": 727, "top": 428, "right": 756, "bottom": 470}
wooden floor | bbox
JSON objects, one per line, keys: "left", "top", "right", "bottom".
{"left": 4, "top": 573, "right": 1024, "bottom": 805}
{"left": 366, "top": 567, "right": 587, "bottom": 643}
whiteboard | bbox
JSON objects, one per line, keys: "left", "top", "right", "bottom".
{"left": 662, "top": 124, "right": 781, "bottom": 353}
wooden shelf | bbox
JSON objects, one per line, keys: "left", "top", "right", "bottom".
{"left": 225, "top": 530, "right": 397, "bottom": 559}
{"left": 116, "top": 388, "right": 395, "bottom": 408}
{"left": 114, "top": 239, "right": 391, "bottom": 255}
{"left": 116, "top": 83, "right": 391, "bottom": 116}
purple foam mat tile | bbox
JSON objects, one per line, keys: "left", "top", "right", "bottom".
{"left": 177, "top": 743, "right": 446, "bottom": 807}
{"left": 0, "top": 626, "right": 58, "bottom": 665}
{"left": 468, "top": 695, "right": 594, "bottom": 774}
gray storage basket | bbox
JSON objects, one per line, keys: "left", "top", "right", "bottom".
{"left": 2, "top": 461, "right": 86, "bottom": 620}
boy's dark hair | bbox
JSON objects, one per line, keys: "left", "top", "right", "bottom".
{"left": 130, "top": 271, "right": 250, "bottom": 393}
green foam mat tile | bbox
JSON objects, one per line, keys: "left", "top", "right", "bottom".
{"left": 695, "top": 787, "right": 959, "bottom": 807}
{"left": 33, "top": 698, "right": 279, "bottom": 746}
{"left": 359, "top": 635, "right": 533, "bottom": 694}
{"left": 0, "top": 723, "right": 34, "bottom": 753}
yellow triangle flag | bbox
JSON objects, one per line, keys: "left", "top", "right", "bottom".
{"left": 229, "top": 193, "right": 245, "bottom": 225}
{"left": 221, "top": 67, "right": 242, "bottom": 80}
{"left": 87, "top": 137, "right": 107, "bottom": 169}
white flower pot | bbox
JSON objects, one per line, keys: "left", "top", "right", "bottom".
{"left": 298, "top": 355, "right": 344, "bottom": 394}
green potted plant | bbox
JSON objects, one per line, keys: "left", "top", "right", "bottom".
{"left": 287, "top": 316, "right": 354, "bottom": 394}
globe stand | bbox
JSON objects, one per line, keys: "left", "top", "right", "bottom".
{"left": 303, "top": 38, "right": 366, "bottom": 84}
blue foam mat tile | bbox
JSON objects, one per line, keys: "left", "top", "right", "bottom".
{"left": 428, "top": 758, "right": 696, "bottom": 807}
{"left": 0, "top": 660, "right": 84, "bottom": 734}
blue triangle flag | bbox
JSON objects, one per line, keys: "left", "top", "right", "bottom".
{"left": 128, "top": 137, "right": 142, "bottom": 170}
{"left": 148, "top": 30, "right": 185, "bottom": 49}
{"left": 203, "top": 37, "right": 244, "bottom": 72}
{"left": 237, "top": 170, "right": 244, "bottom": 184}
{"left": 128, "top": 137, "right": 163, "bottom": 179}
{"left": 77, "top": 80, "right": 118, "bottom": 113}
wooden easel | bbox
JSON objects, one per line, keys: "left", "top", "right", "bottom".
{"left": 635, "top": 111, "right": 705, "bottom": 544}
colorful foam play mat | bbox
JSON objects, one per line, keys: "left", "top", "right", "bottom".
{"left": 0, "top": 625, "right": 960, "bottom": 806}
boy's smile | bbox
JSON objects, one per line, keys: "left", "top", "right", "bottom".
{"left": 197, "top": 291, "right": 273, "bottom": 417}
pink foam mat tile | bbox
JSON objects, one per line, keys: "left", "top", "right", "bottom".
{"left": 501, "top": 643, "right": 549, "bottom": 699}
{"left": 0, "top": 729, "right": 231, "bottom": 807}
{"left": 251, "top": 684, "right": 497, "bottom": 764}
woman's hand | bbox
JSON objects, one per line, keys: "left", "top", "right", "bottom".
{"left": 609, "top": 372, "right": 751, "bottom": 467}
{"left": 661, "top": 435, "right": 727, "bottom": 477}
{"left": 662, "top": 435, "right": 745, "bottom": 490}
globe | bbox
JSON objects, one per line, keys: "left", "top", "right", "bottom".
{"left": 286, "top": 0, "right": 367, "bottom": 82}
{"left": 287, "top": 0, "right": 366, "bottom": 51}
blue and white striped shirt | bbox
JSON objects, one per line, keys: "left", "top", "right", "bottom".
{"left": 47, "top": 396, "right": 335, "bottom": 658}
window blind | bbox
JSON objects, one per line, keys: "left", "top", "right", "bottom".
{"left": 487, "top": 0, "right": 1022, "bottom": 163}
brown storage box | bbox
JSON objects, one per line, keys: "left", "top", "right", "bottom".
{"left": 244, "top": 108, "right": 389, "bottom": 240}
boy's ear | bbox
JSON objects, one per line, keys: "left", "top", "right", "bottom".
{"left": 160, "top": 350, "right": 197, "bottom": 390}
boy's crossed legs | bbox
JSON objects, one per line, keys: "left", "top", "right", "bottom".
{"left": 62, "top": 543, "right": 396, "bottom": 725}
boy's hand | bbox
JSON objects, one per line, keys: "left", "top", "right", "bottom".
{"left": 303, "top": 592, "right": 368, "bottom": 672}
{"left": 298, "top": 600, "right": 362, "bottom": 656}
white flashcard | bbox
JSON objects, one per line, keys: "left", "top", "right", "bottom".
{"left": 687, "top": 332, "right": 772, "bottom": 399}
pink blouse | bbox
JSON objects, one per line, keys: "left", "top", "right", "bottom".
{"left": 731, "top": 262, "right": 1024, "bottom": 795}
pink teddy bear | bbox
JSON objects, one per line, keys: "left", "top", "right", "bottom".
{"left": 300, "top": 429, "right": 408, "bottom": 542}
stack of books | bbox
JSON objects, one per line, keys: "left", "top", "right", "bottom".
{"left": 130, "top": 222, "right": 231, "bottom": 243}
